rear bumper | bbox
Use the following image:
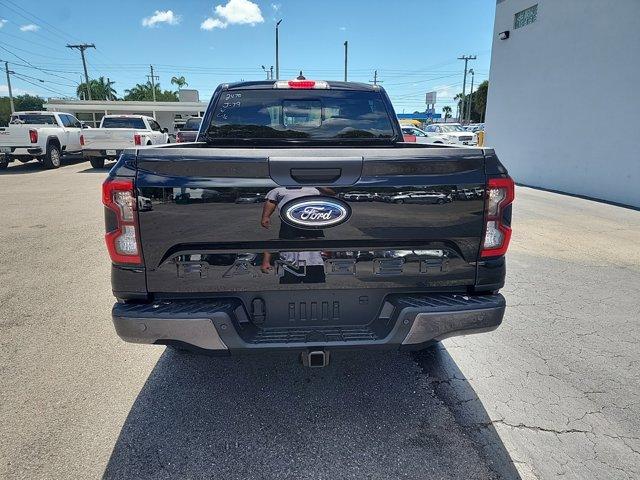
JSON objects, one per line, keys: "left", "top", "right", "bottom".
{"left": 112, "top": 293, "right": 505, "bottom": 353}
{"left": 0, "top": 146, "right": 43, "bottom": 157}
{"left": 83, "top": 149, "right": 123, "bottom": 158}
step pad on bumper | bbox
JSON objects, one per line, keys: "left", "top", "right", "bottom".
{"left": 112, "top": 293, "right": 505, "bottom": 351}
{"left": 252, "top": 325, "right": 378, "bottom": 344}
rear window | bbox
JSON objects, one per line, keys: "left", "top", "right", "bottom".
{"left": 204, "top": 89, "right": 395, "bottom": 143}
{"left": 183, "top": 117, "right": 202, "bottom": 131}
{"left": 101, "top": 117, "right": 146, "bottom": 129}
{"left": 10, "top": 114, "right": 57, "bottom": 125}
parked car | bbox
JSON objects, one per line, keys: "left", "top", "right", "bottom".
{"left": 82, "top": 115, "right": 169, "bottom": 169}
{"left": 465, "top": 123, "right": 484, "bottom": 133}
{"left": 235, "top": 193, "right": 265, "bottom": 204}
{"left": 386, "top": 191, "right": 451, "bottom": 204}
{"left": 0, "top": 111, "right": 84, "bottom": 169}
{"left": 425, "top": 123, "right": 478, "bottom": 145}
{"left": 176, "top": 117, "right": 202, "bottom": 143}
{"left": 401, "top": 126, "right": 451, "bottom": 144}
{"left": 103, "top": 79, "right": 513, "bottom": 367}
{"left": 341, "top": 191, "right": 374, "bottom": 201}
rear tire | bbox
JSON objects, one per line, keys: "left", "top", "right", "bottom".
{"left": 42, "top": 143, "right": 61, "bottom": 169}
{"left": 394, "top": 199, "right": 404, "bottom": 204}
{"left": 0, "top": 158, "right": 8, "bottom": 170}
{"left": 90, "top": 157, "right": 105, "bottom": 169}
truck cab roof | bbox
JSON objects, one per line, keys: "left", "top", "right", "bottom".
{"left": 224, "top": 80, "right": 381, "bottom": 92}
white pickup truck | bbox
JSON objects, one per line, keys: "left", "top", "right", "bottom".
{"left": 82, "top": 115, "right": 169, "bottom": 168}
{"left": 0, "top": 111, "right": 84, "bottom": 169}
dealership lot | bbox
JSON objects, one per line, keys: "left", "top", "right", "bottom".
{"left": 0, "top": 160, "right": 638, "bottom": 479}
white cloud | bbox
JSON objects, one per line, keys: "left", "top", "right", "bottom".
{"left": 142, "top": 10, "right": 180, "bottom": 28}
{"left": 201, "top": 18, "right": 227, "bottom": 30}
{"left": 20, "top": 24, "right": 40, "bottom": 32}
{"left": 201, "top": 0, "right": 264, "bottom": 30}
{"left": 1, "top": 84, "right": 36, "bottom": 95}
{"left": 271, "top": 3, "right": 281, "bottom": 11}
{"left": 0, "top": 19, "right": 8, "bottom": 28}
{"left": 339, "top": 26, "right": 346, "bottom": 31}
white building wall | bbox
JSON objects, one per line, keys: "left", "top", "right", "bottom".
{"left": 486, "top": 0, "right": 640, "bottom": 207}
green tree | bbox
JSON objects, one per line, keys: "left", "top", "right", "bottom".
{"left": 0, "top": 94, "right": 45, "bottom": 126}
{"left": 472, "top": 80, "right": 488, "bottom": 123}
{"left": 77, "top": 77, "right": 117, "bottom": 100}
{"left": 123, "top": 82, "right": 178, "bottom": 102}
{"left": 456, "top": 81, "right": 489, "bottom": 123}
{"left": 170, "top": 76, "right": 188, "bottom": 89}
{"left": 454, "top": 93, "right": 464, "bottom": 121}
{"left": 442, "top": 106, "right": 452, "bottom": 122}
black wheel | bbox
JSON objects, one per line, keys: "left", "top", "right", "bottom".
{"left": 437, "top": 198, "right": 445, "bottom": 204}
{"left": 90, "top": 157, "right": 105, "bottom": 169}
{"left": 394, "top": 199, "right": 404, "bottom": 204}
{"left": 42, "top": 143, "right": 61, "bottom": 169}
{"left": 0, "top": 157, "right": 8, "bottom": 170}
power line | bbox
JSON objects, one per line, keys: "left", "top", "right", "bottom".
{"left": 0, "top": 45, "right": 78, "bottom": 82}
{"left": 11, "top": 74, "right": 73, "bottom": 97}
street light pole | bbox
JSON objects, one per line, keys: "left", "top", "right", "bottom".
{"left": 466, "top": 69, "right": 475, "bottom": 123}
{"left": 4, "top": 61, "right": 14, "bottom": 113}
{"left": 457, "top": 55, "right": 476, "bottom": 123}
{"left": 343, "top": 41, "right": 348, "bottom": 82}
{"left": 275, "top": 19, "right": 282, "bottom": 80}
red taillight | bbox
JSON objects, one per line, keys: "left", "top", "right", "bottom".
{"left": 403, "top": 134, "right": 417, "bottom": 142}
{"left": 288, "top": 80, "right": 316, "bottom": 89}
{"left": 273, "top": 80, "right": 330, "bottom": 89}
{"left": 80, "top": 134, "right": 85, "bottom": 146}
{"left": 102, "top": 178, "right": 142, "bottom": 265}
{"left": 134, "top": 134, "right": 141, "bottom": 146}
{"left": 29, "top": 129, "right": 38, "bottom": 143}
{"left": 481, "top": 177, "right": 515, "bottom": 258}
{"left": 176, "top": 132, "right": 184, "bottom": 143}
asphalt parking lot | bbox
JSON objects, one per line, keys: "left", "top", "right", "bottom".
{"left": 0, "top": 159, "right": 638, "bottom": 479}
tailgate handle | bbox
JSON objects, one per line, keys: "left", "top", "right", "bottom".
{"left": 290, "top": 168, "right": 342, "bottom": 183}
{"left": 269, "top": 156, "right": 363, "bottom": 186}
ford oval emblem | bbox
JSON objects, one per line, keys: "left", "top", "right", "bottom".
{"left": 281, "top": 196, "right": 351, "bottom": 230}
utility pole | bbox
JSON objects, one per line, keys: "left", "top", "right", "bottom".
{"left": 147, "top": 65, "right": 159, "bottom": 102}
{"left": 270, "top": 66, "right": 274, "bottom": 81}
{"left": 369, "top": 69, "right": 382, "bottom": 86}
{"left": 466, "top": 69, "right": 475, "bottom": 123}
{"left": 457, "top": 55, "right": 476, "bottom": 123}
{"left": 4, "top": 62, "right": 14, "bottom": 113}
{"left": 343, "top": 41, "right": 348, "bottom": 82}
{"left": 106, "top": 77, "right": 112, "bottom": 101}
{"left": 275, "top": 19, "right": 282, "bottom": 80}
{"left": 66, "top": 43, "right": 95, "bottom": 101}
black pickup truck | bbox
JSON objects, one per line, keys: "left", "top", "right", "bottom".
{"left": 103, "top": 79, "right": 514, "bottom": 367}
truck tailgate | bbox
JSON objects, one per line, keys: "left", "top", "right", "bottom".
{"left": 0, "top": 125, "right": 30, "bottom": 147}
{"left": 83, "top": 129, "right": 136, "bottom": 150}
{"left": 135, "top": 146, "right": 487, "bottom": 294}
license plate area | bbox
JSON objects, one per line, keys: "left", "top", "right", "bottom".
{"left": 0, "top": 147, "right": 11, "bottom": 153}
{"left": 106, "top": 149, "right": 117, "bottom": 156}
{"left": 245, "top": 290, "right": 386, "bottom": 328}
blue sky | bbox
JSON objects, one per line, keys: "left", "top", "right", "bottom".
{"left": 0, "top": 0, "right": 495, "bottom": 114}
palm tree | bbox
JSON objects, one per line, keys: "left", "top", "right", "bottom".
{"left": 442, "top": 106, "right": 452, "bottom": 123}
{"left": 77, "top": 77, "right": 117, "bottom": 100}
{"left": 124, "top": 82, "right": 179, "bottom": 102}
{"left": 170, "top": 76, "right": 188, "bottom": 89}
{"left": 454, "top": 93, "right": 464, "bottom": 122}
